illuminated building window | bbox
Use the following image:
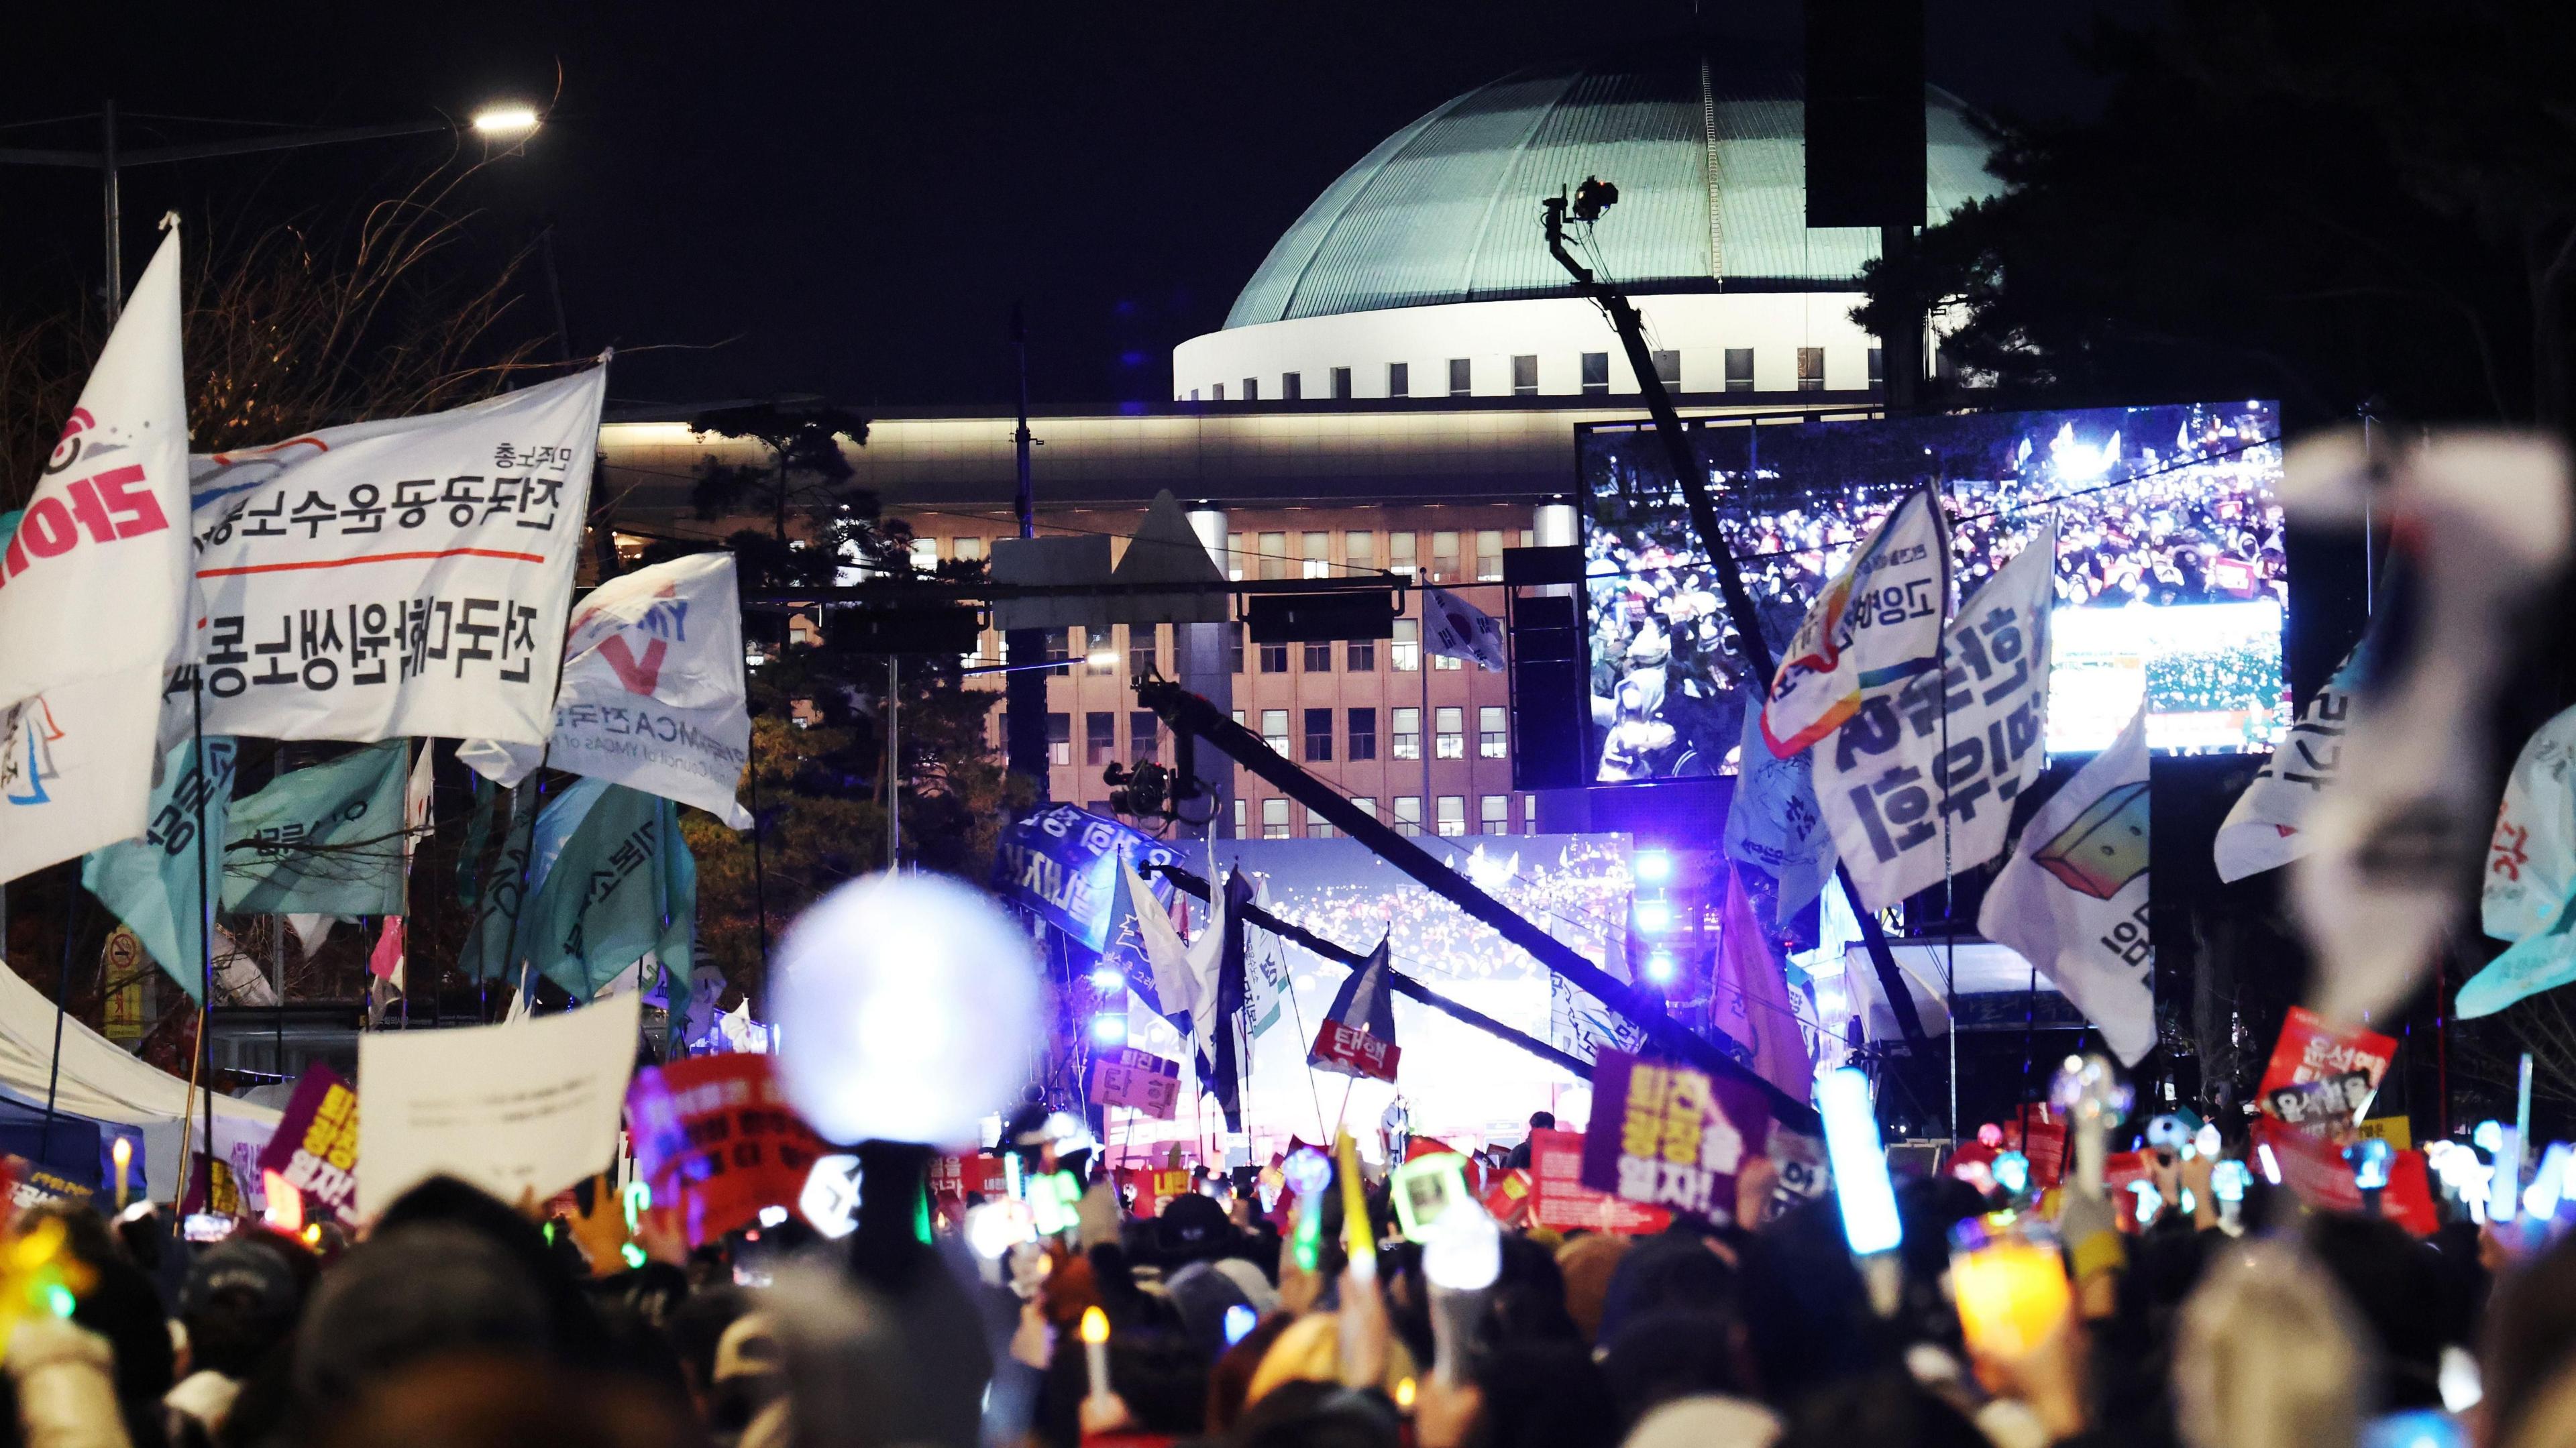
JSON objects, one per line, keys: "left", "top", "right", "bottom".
{"left": 1233, "top": 797, "right": 1246, "bottom": 834}
{"left": 1476, "top": 529, "right": 1503, "bottom": 580}
{"left": 1395, "top": 796, "right": 1424, "bottom": 836}
{"left": 1436, "top": 796, "right": 1467, "bottom": 837}
{"left": 1345, "top": 531, "right": 1375, "bottom": 571}
{"left": 1388, "top": 533, "right": 1417, "bottom": 579}
{"left": 1086, "top": 626, "right": 1114, "bottom": 673}
{"left": 1047, "top": 713, "right": 1071, "bottom": 766}
{"left": 1263, "top": 797, "right": 1290, "bottom": 838}
{"left": 1435, "top": 707, "right": 1464, "bottom": 759}
{"left": 1481, "top": 795, "right": 1509, "bottom": 834}
{"left": 1258, "top": 531, "right": 1288, "bottom": 581}
{"left": 909, "top": 537, "right": 939, "bottom": 572}
{"left": 1393, "top": 618, "right": 1420, "bottom": 671}
{"left": 1431, "top": 531, "right": 1460, "bottom": 581}
{"left": 1309, "top": 806, "right": 1334, "bottom": 839}
{"left": 1479, "top": 706, "right": 1507, "bottom": 759}
{"left": 1393, "top": 708, "right": 1421, "bottom": 760}
{"left": 1227, "top": 533, "right": 1245, "bottom": 583}
{"left": 1352, "top": 797, "right": 1378, "bottom": 821}
{"left": 1302, "top": 531, "right": 1331, "bottom": 579}
{"left": 1086, "top": 712, "right": 1115, "bottom": 766}
{"left": 1260, "top": 710, "right": 1291, "bottom": 753}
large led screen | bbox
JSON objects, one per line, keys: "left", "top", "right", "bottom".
{"left": 1578, "top": 402, "right": 2286, "bottom": 783}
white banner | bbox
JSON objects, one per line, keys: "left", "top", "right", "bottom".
{"left": 2485, "top": 703, "right": 2576, "bottom": 944}
{"left": 455, "top": 552, "right": 752, "bottom": 827}
{"left": 0, "top": 228, "right": 191, "bottom": 712}
{"left": 0, "top": 667, "right": 162, "bottom": 884}
{"left": 1817, "top": 521, "right": 2055, "bottom": 911}
{"left": 1760, "top": 486, "right": 1950, "bottom": 759}
{"left": 357, "top": 992, "right": 642, "bottom": 1217}
{"left": 2213, "top": 645, "right": 2359, "bottom": 883}
{"left": 1980, "top": 706, "right": 2155, "bottom": 1064}
{"left": 181, "top": 366, "right": 609, "bottom": 744}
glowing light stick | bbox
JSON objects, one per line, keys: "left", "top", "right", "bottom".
{"left": 1419, "top": 1203, "right": 1501, "bottom": 1385}
{"left": 1334, "top": 1132, "right": 1374, "bottom": 1282}
{"left": 2490, "top": 1126, "right": 2523, "bottom": 1225}
{"left": 2210, "top": 1160, "right": 2250, "bottom": 1235}
{"left": 1223, "top": 1304, "right": 1258, "bottom": 1346}
{"left": 2129, "top": 1180, "right": 2163, "bottom": 1227}
{"left": 1992, "top": 1151, "right": 2031, "bottom": 1199}
{"left": 110, "top": 1138, "right": 131, "bottom": 1213}
{"left": 2526, "top": 1143, "right": 2570, "bottom": 1221}
{"left": 262, "top": 1170, "right": 301, "bottom": 1234}
{"left": 1283, "top": 1147, "right": 1331, "bottom": 1274}
{"left": 2048, "top": 1054, "right": 2133, "bottom": 1198}
{"left": 1817, "top": 1068, "right": 1903, "bottom": 1315}
{"left": 1079, "top": 1305, "right": 1112, "bottom": 1401}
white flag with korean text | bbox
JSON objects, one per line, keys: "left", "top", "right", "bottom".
{"left": 0, "top": 227, "right": 191, "bottom": 712}
{"left": 1760, "top": 486, "right": 1951, "bottom": 759}
{"left": 455, "top": 552, "right": 753, "bottom": 828}
{"left": 1816, "top": 520, "right": 2055, "bottom": 911}
{"left": 2213, "top": 645, "right": 2359, "bottom": 883}
{"left": 2483, "top": 703, "right": 2576, "bottom": 944}
{"left": 1980, "top": 706, "right": 2156, "bottom": 1065}
{"left": 181, "top": 366, "right": 608, "bottom": 744}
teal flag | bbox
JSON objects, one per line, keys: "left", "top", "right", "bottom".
{"left": 221, "top": 740, "right": 410, "bottom": 915}
{"left": 519, "top": 783, "right": 696, "bottom": 1002}
{"left": 459, "top": 779, "right": 542, "bottom": 982}
{"left": 2459, "top": 881, "right": 2576, "bottom": 1018}
{"left": 82, "top": 734, "right": 237, "bottom": 1001}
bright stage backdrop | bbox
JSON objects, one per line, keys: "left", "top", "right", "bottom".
{"left": 1108, "top": 833, "right": 1640, "bottom": 1167}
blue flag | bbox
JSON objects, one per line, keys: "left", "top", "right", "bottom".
{"left": 2459, "top": 880, "right": 2576, "bottom": 1019}
{"left": 221, "top": 741, "right": 408, "bottom": 915}
{"left": 82, "top": 734, "right": 237, "bottom": 1001}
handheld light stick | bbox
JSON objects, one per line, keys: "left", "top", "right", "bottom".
{"left": 2048, "top": 1054, "right": 2134, "bottom": 1199}
{"left": 2518, "top": 1053, "right": 2535, "bottom": 1152}
{"left": 1283, "top": 1148, "right": 1331, "bottom": 1274}
{"left": 110, "top": 1138, "right": 131, "bottom": 1213}
{"left": 1334, "top": 1132, "right": 1374, "bottom": 1282}
{"left": 1419, "top": 1203, "right": 1502, "bottom": 1385}
{"left": 2210, "top": 1160, "right": 2250, "bottom": 1235}
{"left": 2489, "top": 1126, "right": 2524, "bottom": 1226}
{"left": 1817, "top": 1067, "right": 1904, "bottom": 1317}
{"left": 1079, "top": 1305, "right": 1112, "bottom": 1402}
{"left": 2525, "top": 1143, "right": 2570, "bottom": 1222}
{"left": 2348, "top": 1138, "right": 2394, "bottom": 1217}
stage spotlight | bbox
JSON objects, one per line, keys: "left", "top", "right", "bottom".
{"left": 1633, "top": 849, "right": 1672, "bottom": 884}
{"left": 1635, "top": 899, "right": 1673, "bottom": 934}
{"left": 1091, "top": 1012, "right": 1128, "bottom": 1045}
{"left": 1089, "top": 967, "right": 1126, "bottom": 993}
{"left": 1644, "top": 950, "right": 1676, "bottom": 984}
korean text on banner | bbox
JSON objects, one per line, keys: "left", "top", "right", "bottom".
{"left": 256, "top": 1065, "right": 361, "bottom": 1227}
{"left": 356, "top": 992, "right": 643, "bottom": 1216}
{"left": 1527, "top": 1127, "right": 1670, "bottom": 1235}
{"left": 1817, "top": 521, "right": 2055, "bottom": 911}
{"left": 994, "top": 803, "right": 1180, "bottom": 962}
{"left": 0, "top": 229, "right": 190, "bottom": 711}
{"left": 2255, "top": 1006, "right": 2397, "bottom": 1137}
{"left": 1761, "top": 486, "right": 1950, "bottom": 759}
{"left": 2486, "top": 703, "right": 2576, "bottom": 943}
{"left": 1723, "top": 701, "right": 1837, "bottom": 921}
{"left": 458, "top": 551, "right": 754, "bottom": 828}
{"left": 625, "top": 1053, "right": 830, "bottom": 1247}
{"left": 80, "top": 734, "right": 236, "bottom": 999}
{"left": 1087, "top": 1048, "right": 1183, "bottom": 1119}
{"left": 2214, "top": 645, "right": 2359, "bottom": 883}
{"left": 1577, "top": 1049, "right": 1775, "bottom": 1225}
{"left": 221, "top": 739, "right": 407, "bottom": 915}
{"left": 1979, "top": 706, "right": 2157, "bottom": 1065}
{"left": 183, "top": 366, "right": 610, "bottom": 744}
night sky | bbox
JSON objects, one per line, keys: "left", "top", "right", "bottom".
{"left": 1, "top": 1, "right": 2133, "bottom": 414}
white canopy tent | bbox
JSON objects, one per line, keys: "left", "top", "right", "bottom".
{"left": 0, "top": 957, "right": 280, "bottom": 1200}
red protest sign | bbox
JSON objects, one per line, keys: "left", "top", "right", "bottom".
{"left": 1309, "top": 1019, "right": 1400, "bottom": 1082}
{"left": 930, "top": 1154, "right": 1010, "bottom": 1201}
{"left": 1528, "top": 1127, "right": 1671, "bottom": 1235}
{"left": 1481, "top": 1168, "right": 1534, "bottom": 1227}
{"left": 2006, "top": 1107, "right": 2067, "bottom": 1190}
{"left": 625, "top": 1054, "right": 830, "bottom": 1247}
{"left": 257, "top": 1065, "right": 360, "bottom": 1227}
{"left": 1087, "top": 1047, "right": 1183, "bottom": 1119}
{"left": 2258, "top": 1008, "right": 2398, "bottom": 1136}
{"left": 2250, "top": 1118, "right": 2438, "bottom": 1236}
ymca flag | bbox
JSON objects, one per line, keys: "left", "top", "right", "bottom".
{"left": 221, "top": 740, "right": 407, "bottom": 915}
{"left": 456, "top": 552, "right": 753, "bottom": 828}
{"left": 515, "top": 783, "right": 696, "bottom": 1003}
{"left": 182, "top": 366, "right": 609, "bottom": 744}
{"left": 1308, "top": 937, "right": 1399, "bottom": 1082}
{"left": 2459, "top": 883, "right": 2576, "bottom": 1019}
{"left": 1422, "top": 587, "right": 1506, "bottom": 671}
{"left": 1709, "top": 865, "right": 1815, "bottom": 1098}
{"left": 0, "top": 227, "right": 191, "bottom": 711}
{"left": 2214, "top": 645, "right": 2361, "bottom": 883}
{"left": 1723, "top": 700, "right": 1837, "bottom": 920}
{"left": 1760, "top": 486, "right": 1949, "bottom": 759}
{"left": 1980, "top": 706, "right": 2156, "bottom": 1064}
{"left": 0, "top": 667, "right": 164, "bottom": 883}
{"left": 80, "top": 733, "right": 238, "bottom": 1001}
{"left": 1817, "top": 521, "right": 2055, "bottom": 911}
{"left": 2485, "top": 703, "right": 2576, "bottom": 944}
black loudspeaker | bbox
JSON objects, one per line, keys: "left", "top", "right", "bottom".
{"left": 1805, "top": 0, "right": 1927, "bottom": 229}
{"left": 1510, "top": 593, "right": 1590, "bottom": 791}
{"left": 1244, "top": 590, "right": 1399, "bottom": 643}
{"left": 826, "top": 605, "right": 984, "bottom": 657}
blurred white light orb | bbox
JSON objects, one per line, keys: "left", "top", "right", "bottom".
{"left": 775, "top": 871, "right": 1046, "bottom": 1146}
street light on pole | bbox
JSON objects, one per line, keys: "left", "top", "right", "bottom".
{"left": 0, "top": 100, "right": 545, "bottom": 320}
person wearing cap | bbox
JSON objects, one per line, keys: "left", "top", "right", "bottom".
{"left": 167, "top": 1238, "right": 303, "bottom": 1448}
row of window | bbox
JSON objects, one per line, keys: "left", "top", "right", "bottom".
{"left": 1232, "top": 705, "right": 1505, "bottom": 763}
{"left": 904, "top": 527, "right": 1529, "bottom": 589}
{"left": 1227, "top": 793, "right": 1532, "bottom": 839}
{"left": 983, "top": 620, "right": 1488, "bottom": 677}
{"left": 1189, "top": 347, "right": 1880, "bottom": 402}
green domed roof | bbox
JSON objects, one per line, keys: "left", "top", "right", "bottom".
{"left": 1224, "top": 40, "right": 2001, "bottom": 329}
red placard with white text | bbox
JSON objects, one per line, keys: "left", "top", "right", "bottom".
{"left": 1527, "top": 1127, "right": 1671, "bottom": 1235}
{"left": 625, "top": 1054, "right": 831, "bottom": 1247}
{"left": 1309, "top": 1020, "right": 1400, "bottom": 1082}
{"left": 2258, "top": 1008, "right": 2398, "bottom": 1136}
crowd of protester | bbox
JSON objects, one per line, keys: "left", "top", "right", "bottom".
{"left": 5, "top": 1095, "right": 2572, "bottom": 1448}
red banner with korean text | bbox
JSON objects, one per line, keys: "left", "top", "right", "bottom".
{"left": 2257, "top": 1007, "right": 2398, "bottom": 1137}
{"left": 1576, "top": 1050, "right": 1774, "bottom": 1226}
{"left": 1309, "top": 1019, "right": 1400, "bottom": 1083}
{"left": 625, "top": 1053, "right": 830, "bottom": 1247}
{"left": 2251, "top": 1117, "right": 2438, "bottom": 1235}
{"left": 930, "top": 1154, "right": 1011, "bottom": 1202}
{"left": 1529, "top": 1127, "right": 1671, "bottom": 1235}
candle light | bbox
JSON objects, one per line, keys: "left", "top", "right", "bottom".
{"left": 1079, "top": 1305, "right": 1112, "bottom": 1401}
{"left": 110, "top": 1138, "right": 132, "bottom": 1212}
{"left": 1951, "top": 1233, "right": 2072, "bottom": 1359}
{"left": 262, "top": 1170, "right": 301, "bottom": 1234}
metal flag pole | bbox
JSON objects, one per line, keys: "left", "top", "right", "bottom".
{"left": 39, "top": 878, "right": 81, "bottom": 1159}
{"left": 194, "top": 675, "right": 215, "bottom": 1196}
